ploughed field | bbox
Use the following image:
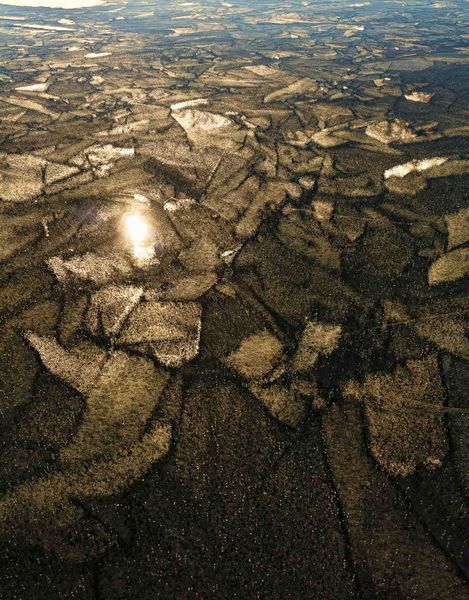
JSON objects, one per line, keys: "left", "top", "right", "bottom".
{"left": 0, "top": 0, "right": 468, "bottom": 598}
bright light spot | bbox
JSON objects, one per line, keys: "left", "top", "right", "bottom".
{"left": 133, "top": 244, "right": 155, "bottom": 261}
{"left": 125, "top": 214, "right": 148, "bottom": 244}
{"left": 123, "top": 212, "right": 157, "bottom": 264}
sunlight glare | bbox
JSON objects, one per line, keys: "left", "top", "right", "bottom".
{"left": 125, "top": 214, "right": 148, "bottom": 245}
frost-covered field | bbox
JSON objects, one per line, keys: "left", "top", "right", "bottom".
{"left": 0, "top": 0, "right": 468, "bottom": 598}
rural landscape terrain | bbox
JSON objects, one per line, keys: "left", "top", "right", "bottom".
{"left": 0, "top": 0, "right": 468, "bottom": 598}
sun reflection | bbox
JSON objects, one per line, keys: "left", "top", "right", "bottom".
{"left": 126, "top": 214, "right": 148, "bottom": 244}
{"left": 124, "top": 212, "right": 156, "bottom": 263}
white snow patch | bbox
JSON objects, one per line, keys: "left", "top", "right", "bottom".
{"left": 172, "top": 108, "right": 233, "bottom": 135}
{"left": 384, "top": 157, "right": 448, "bottom": 179}
{"left": 9, "top": 22, "right": 75, "bottom": 31}
{"left": 16, "top": 83, "right": 49, "bottom": 92}
{"left": 404, "top": 91, "right": 434, "bottom": 103}
{"left": 163, "top": 198, "right": 196, "bottom": 212}
{"left": 170, "top": 98, "right": 208, "bottom": 111}
{"left": 90, "top": 75, "right": 105, "bottom": 85}
{"left": 85, "top": 52, "right": 112, "bottom": 58}
{"left": 133, "top": 193, "right": 150, "bottom": 203}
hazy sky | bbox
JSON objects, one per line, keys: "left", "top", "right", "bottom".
{"left": 0, "top": 0, "right": 105, "bottom": 7}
